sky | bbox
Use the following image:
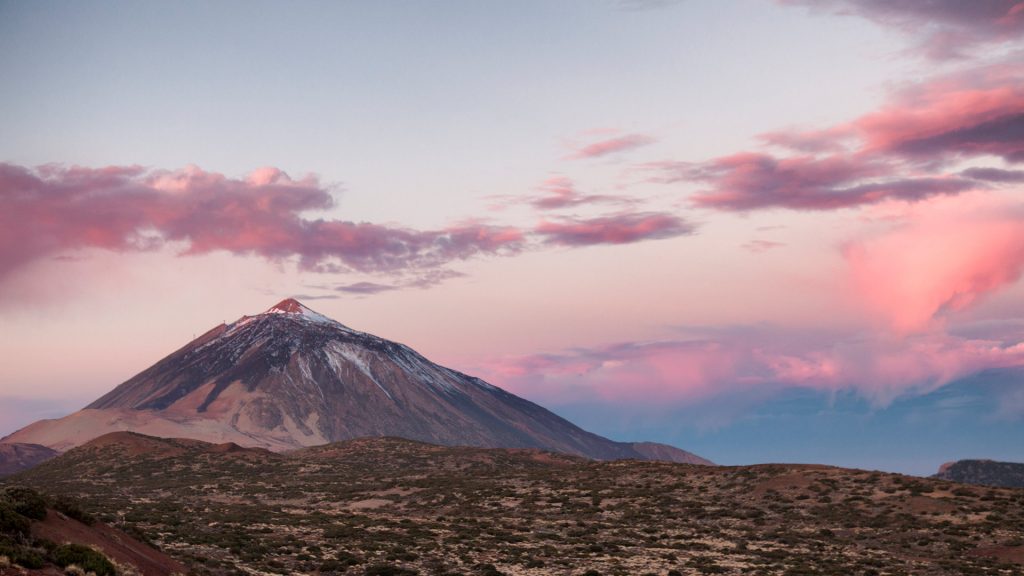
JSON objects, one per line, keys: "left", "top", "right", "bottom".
{"left": 1, "top": 0, "right": 1023, "bottom": 475}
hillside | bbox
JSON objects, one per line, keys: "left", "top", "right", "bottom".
{"left": 8, "top": 432, "right": 1024, "bottom": 575}
{"left": 0, "top": 444, "right": 58, "bottom": 477}
{"left": 0, "top": 484, "right": 186, "bottom": 575}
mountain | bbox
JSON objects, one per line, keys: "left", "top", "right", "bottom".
{"left": 11, "top": 431, "right": 1024, "bottom": 575}
{"left": 933, "top": 459, "right": 1024, "bottom": 488}
{"left": 0, "top": 443, "right": 58, "bottom": 476}
{"left": 2, "top": 299, "right": 710, "bottom": 464}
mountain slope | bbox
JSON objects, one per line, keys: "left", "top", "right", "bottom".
{"left": 933, "top": 459, "right": 1024, "bottom": 488}
{"left": 4, "top": 299, "right": 710, "bottom": 464}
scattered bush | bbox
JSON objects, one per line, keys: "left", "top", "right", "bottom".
{"left": 0, "top": 502, "right": 30, "bottom": 538}
{"left": 52, "top": 495, "right": 95, "bottom": 526}
{"left": 51, "top": 544, "right": 116, "bottom": 576}
{"left": 1, "top": 487, "right": 47, "bottom": 520}
{"left": 0, "top": 543, "right": 45, "bottom": 569}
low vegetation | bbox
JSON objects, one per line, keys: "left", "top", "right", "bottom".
{"left": 0, "top": 485, "right": 117, "bottom": 573}
{"left": 7, "top": 435, "right": 1024, "bottom": 575}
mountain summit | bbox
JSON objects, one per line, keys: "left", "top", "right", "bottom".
{"left": 4, "top": 299, "right": 710, "bottom": 464}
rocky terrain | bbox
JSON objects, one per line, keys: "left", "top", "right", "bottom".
{"left": 0, "top": 445, "right": 57, "bottom": 477}
{"left": 4, "top": 299, "right": 707, "bottom": 465}
{"left": 6, "top": 431, "right": 1023, "bottom": 576}
{"left": 934, "top": 460, "right": 1024, "bottom": 488}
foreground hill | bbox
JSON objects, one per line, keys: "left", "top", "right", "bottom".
{"left": 0, "top": 444, "right": 58, "bottom": 477}
{"left": 0, "top": 484, "right": 186, "bottom": 575}
{"left": 934, "top": 459, "right": 1024, "bottom": 488}
{"left": 3, "top": 299, "right": 708, "bottom": 465}
{"left": 8, "top": 432, "right": 1023, "bottom": 575}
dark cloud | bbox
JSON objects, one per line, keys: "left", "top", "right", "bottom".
{"left": 961, "top": 166, "right": 1024, "bottom": 182}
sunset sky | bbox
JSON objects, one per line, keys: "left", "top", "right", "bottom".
{"left": 2, "top": 0, "right": 1023, "bottom": 474}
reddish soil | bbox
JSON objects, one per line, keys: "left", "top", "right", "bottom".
{"left": 31, "top": 511, "right": 187, "bottom": 575}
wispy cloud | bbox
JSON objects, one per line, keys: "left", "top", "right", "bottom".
{"left": 782, "top": 0, "right": 1024, "bottom": 60}
{"left": 743, "top": 239, "right": 785, "bottom": 253}
{"left": 657, "top": 153, "right": 975, "bottom": 211}
{"left": 569, "top": 133, "right": 657, "bottom": 159}
{"left": 536, "top": 212, "right": 694, "bottom": 245}
{"left": 334, "top": 281, "right": 399, "bottom": 295}
{"left": 529, "top": 176, "right": 632, "bottom": 210}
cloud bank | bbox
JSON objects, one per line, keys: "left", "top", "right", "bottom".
{"left": 0, "top": 163, "right": 694, "bottom": 284}
{"left": 469, "top": 329, "right": 1024, "bottom": 410}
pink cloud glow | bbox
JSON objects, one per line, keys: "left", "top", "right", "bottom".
{"left": 468, "top": 331, "right": 1024, "bottom": 408}
{"left": 845, "top": 194, "right": 1024, "bottom": 333}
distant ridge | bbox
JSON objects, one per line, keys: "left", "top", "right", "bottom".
{"left": 4, "top": 299, "right": 712, "bottom": 465}
{"left": 0, "top": 442, "right": 58, "bottom": 476}
{"left": 933, "top": 459, "right": 1024, "bottom": 488}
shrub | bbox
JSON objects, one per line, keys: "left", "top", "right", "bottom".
{"left": 52, "top": 495, "right": 95, "bottom": 526}
{"left": 0, "top": 502, "right": 30, "bottom": 538}
{"left": 1, "top": 487, "right": 47, "bottom": 521}
{"left": 0, "top": 543, "right": 45, "bottom": 569}
{"left": 51, "top": 543, "right": 116, "bottom": 576}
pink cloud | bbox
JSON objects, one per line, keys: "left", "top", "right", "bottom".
{"left": 653, "top": 63, "right": 1021, "bottom": 212}
{"left": 467, "top": 330, "right": 1024, "bottom": 408}
{"left": 845, "top": 194, "right": 1024, "bottom": 333}
{"left": 782, "top": 0, "right": 1024, "bottom": 59}
{"left": 569, "top": 133, "right": 656, "bottom": 159}
{"left": 852, "top": 76, "right": 1024, "bottom": 164}
{"left": 536, "top": 212, "right": 693, "bottom": 245}
{"left": 0, "top": 163, "right": 524, "bottom": 280}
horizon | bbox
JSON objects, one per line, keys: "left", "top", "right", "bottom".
{"left": 2, "top": 0, "right": 1023, "bottom": 476}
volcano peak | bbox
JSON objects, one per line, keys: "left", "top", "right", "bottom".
{"left": 267, "top": 298, "right": 306, "bottom": 314}
{"left": 259, "top": 297, "right": 337, "bottom": 325}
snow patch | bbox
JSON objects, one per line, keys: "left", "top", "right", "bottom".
{"left": 325, "top": 342, "right": 393, "bottom": 401}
